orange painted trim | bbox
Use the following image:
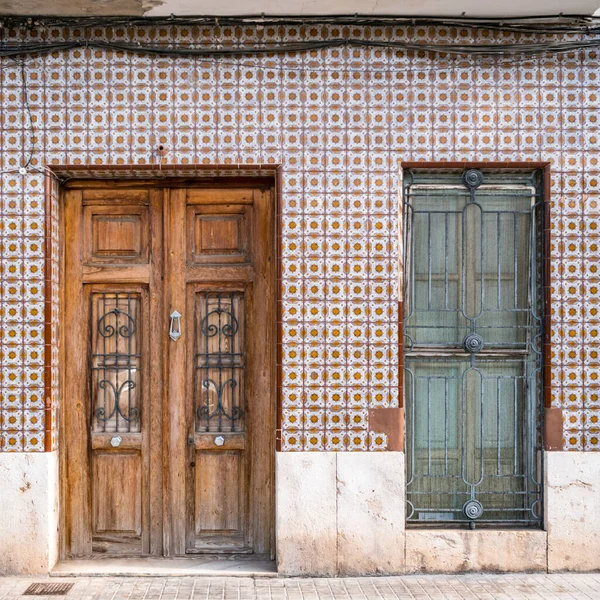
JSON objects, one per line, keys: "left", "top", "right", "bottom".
{"left": 368, "top": 408, "right": 404, "bottom": 451}
{"left": 44, "top": 172, "right": 54, "bottom": 452}
{"left": 52, "top": 163, "right": 279, "bottom": 178}
{"left": 544, "top": 408, "right": 564, "bottom": 451}
{"left": 275, "top": 165, "right": 284, "bottom": 452}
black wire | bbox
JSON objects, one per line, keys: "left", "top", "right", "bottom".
{"left": 1, "top": 36, "right": 600, "bottom": 59}
{"left": 0, "top": 57, "right": 36, "bottom": 175}
{"left": 19, "top": 59, "right": 35, "bottom": 168}
{"left": 0, "top": 16, "right": 597, "bottom": 177}
{"left": 0, "top": 36, "right": 565, "bottom": 76}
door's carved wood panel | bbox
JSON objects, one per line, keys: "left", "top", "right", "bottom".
{"left": 83, "top": 188, "right": 150, "bottom": 205}
{"left": 187, "top": 205, "right": 249, "bottom": 264}
{"left": 189, "top": 289, "right": 249, "bottom": 553}
{"left": 186, "top": 188, "right": 254, "bottom": 205}
{"left": 93, "top": 452, "right": 142, "bottom": 535}
{"left": 88, "top": 289, "right": 147, "bottom": 555}
{"left": 84, "top": 205, "right": 149, "bottom": 265}
{"left": 197, "top": 215, "right": 241, "bottom": 253}
{"left": 176, "top": 186, "right": 274, "bottom": 558}
{"left": 193, "top": 451, "right": 247, "bottom": 552}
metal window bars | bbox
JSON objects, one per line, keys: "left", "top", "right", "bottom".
{"left": 403, "top": 168, "right": 544, "bottom": 527}
{"left": 194, "top": 291, "right": 245, "bottom": 433}
{"left": 91, "top": 293, "right": 141, "bottom": 434}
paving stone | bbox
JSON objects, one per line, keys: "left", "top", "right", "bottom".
{"left": 2, "top": 575, "right": 600, "bottom": 600}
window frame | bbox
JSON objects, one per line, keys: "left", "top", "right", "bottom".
{"left": 399, "top": 162, "right": 553, "bottom": 528}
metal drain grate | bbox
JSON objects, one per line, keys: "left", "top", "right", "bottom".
{"left": 23, "top": 583, "right": 74, "bottom": 596}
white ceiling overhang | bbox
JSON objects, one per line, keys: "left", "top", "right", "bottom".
{"left": 0, "top": 0, "right": 599, "bottom": 18}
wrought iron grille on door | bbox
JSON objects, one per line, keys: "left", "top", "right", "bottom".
{"left": 403, "top": 168, "right": 544, "bottom": 527}
{"left": 194, "top": 292, "right": 245, "bottom": 433}
{"left": 91, "top": 292, "right": 141, "bottom": 434}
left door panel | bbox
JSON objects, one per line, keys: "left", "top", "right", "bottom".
{"left": 63, "top": 187, "right": 163, "bottom": 557}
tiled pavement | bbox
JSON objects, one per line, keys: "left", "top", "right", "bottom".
{"left": 2, "top": 575, "right": 600, "bottom": 600}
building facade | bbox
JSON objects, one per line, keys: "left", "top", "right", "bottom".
{"left": 0, "top": 18, "right": 599, "bottom": 575}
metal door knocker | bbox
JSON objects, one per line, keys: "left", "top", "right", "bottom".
{"left": 169, "top": 310, "right": 182, "bottom": 341}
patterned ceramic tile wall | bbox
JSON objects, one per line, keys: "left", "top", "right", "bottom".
{"left": 0, "top": 24, "right": 599, "bottom": 451}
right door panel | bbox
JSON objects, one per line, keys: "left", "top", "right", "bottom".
{"left": 189, "top": 288, "right": 250, "bottom": 553}
{"left": 166, "top": 186, "right": 275, "bottom": 558}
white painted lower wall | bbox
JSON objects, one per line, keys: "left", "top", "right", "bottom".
{"left": 1, "top": 450, "right": 600, "bottom": 575}
{"left": 405, "top": 530, "right": 547, "bottom": 573}
{"left": 546, "top": 451, "right": 600, "bottom": 572}
{"left": 336, "top": 452, "right": 405, "bottom": 575}
{"left": 0, "top": 451, "right": 59, "bottom": 574}
{"left": 276, "top": 450, "right": 600, "bottom": 575}
{"left": 276, "top": 452, "right": 405, "bottom": 576}
{"left": 276, "top": 451, "right": 337, "bottom": 575}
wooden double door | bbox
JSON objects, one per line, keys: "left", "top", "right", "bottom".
{"left": 62, "top": 181, "right": 275, "bottom": 558}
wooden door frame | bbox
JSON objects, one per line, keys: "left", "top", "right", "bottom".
{"left": 51, "top": 165, "right": 280, "bottom": 560}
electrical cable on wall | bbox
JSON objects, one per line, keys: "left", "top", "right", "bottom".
{"left": 1, "top": 35, "right": 600, "bottom": 59}
{"left": 0, "top": 59, "right": 35, "bottom": 175}
{"left": 0, "top": 15, "right": 598, "bottom": 178}
{"left": 0, "top": 13, "right": 600, "bottom": 58}
{"left": 0, "top": 58, "right": 63, "bottom": 181}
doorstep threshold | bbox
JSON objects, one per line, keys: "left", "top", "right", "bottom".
{"left": 51, "top": 556, "right": 277, "bottom": 577}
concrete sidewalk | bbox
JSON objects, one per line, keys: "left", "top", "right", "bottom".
{"left": 2, "top": 574, "right": 600, "bottom": 600}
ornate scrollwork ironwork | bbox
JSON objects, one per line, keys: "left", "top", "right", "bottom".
{"left": 462, "top": 168, "right": 484, "bottom": 190}
{"left": 463, "top": 499, "right": 484, "bottom": 520}
{"left": 200, "top": 307, "right": 239, "bottom": 338}
{"left": 95, "top": 379, "right": 140, "bottom": 424}
{"left": 462, "top": 332, "right": 484, "bottom": 353}
{"left": 195, "top": 292, "right": 244, "bottom": 433}
{"left": 197, "top": 378, "right": 244, "bottom": 422}
{"left": 97, "top": 307, "right": 136, "bottom": 338}
{"left": 92, "top": 293, "right": 141, "bottom": 433}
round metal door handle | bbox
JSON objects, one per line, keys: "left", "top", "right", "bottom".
{"left": 214, "top": 435, "right": 225, "bottom": 446}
